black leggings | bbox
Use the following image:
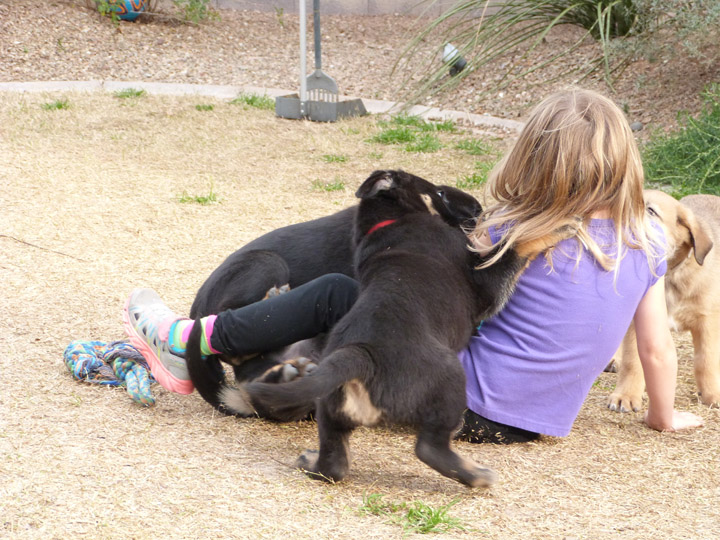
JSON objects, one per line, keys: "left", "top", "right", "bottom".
{"left": 210, "top": 274, "right": 360, "bottom": 358}
{"left": 209, "top": 273, "right": 539, "bottom": 445}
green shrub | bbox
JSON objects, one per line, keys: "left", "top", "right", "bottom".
{"left": 396, "top": 0, "right": 720, "bottom": 103}
{"left": 173, "top": 0, "right": 218, "bottom": 23}
{"left": 643, "top": 84, "right": 720, "bottom": 197}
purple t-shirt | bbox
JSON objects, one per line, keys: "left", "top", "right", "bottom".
{"left": 458, "top": 219, "right": 666, "bottom": 437}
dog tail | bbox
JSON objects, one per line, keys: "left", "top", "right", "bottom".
{"left": 221, "top": 345, "right": 374, "bottom": 422}
{"left": 185, "top": 318, "right": 237, "bottom": 414}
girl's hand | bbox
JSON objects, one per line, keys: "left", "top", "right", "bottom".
{"left": 644, "top": 409, "right": 704, "bottom": 432}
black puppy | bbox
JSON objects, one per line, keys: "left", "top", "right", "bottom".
{"left": 186, "top": 171, "right": 482, "bottom": 411}
{"left": 218, "top": 170, "right": 564, "bottom": 487}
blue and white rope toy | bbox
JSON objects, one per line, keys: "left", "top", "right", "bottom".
{"left": 64, "top": 340, "right": 156, "bottom": 406}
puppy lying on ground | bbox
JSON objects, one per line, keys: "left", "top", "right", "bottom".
{"left": 186, "top": 172, "right": 482, "bottom": 412}
{"left": 608, "top": 190, "right": 719, "bottom": 411}
{"left": 214, "top": 170, "right": 569, "bottom": 487}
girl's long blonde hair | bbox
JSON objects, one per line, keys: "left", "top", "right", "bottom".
{"left": 471, "top": 88, "right": 661, "bottom": 274}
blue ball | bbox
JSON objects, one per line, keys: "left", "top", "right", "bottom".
{"left": 108, "top": 0, "right": 146, "bottom": 22}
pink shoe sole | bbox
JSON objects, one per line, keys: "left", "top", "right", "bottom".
{"left": 122, "top": 295, "right": 194, "bottom": 395}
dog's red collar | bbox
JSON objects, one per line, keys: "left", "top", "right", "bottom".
{"left": 366, "top": 219, "right": 397, "bottom": 236}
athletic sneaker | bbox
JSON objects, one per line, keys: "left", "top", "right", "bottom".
{"left": 122, "top": 288, "right": 194, "bottom": 395}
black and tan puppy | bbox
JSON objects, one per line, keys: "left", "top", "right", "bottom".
{"left": 218, "top": 170, "right": 564, "bottom": 487}
{"left": 186, "top": 172, "right": 482, "bottom": 411}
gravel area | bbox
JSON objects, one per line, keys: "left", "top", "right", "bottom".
{"left": 1, "top": 0, "right": 718, "bottom": 133}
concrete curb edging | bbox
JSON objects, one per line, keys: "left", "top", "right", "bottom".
{"left": 0, "top": 80, "right": 525, "bottom": 133}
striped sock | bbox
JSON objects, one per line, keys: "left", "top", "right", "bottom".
{"left": 168, "top": 316, "right": 219, "bottom": 356}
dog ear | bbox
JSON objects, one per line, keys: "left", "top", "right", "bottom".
{"left": 677, "top": 205, "right": 714, "bottom": 265}
{"left": 355, "top": 170, "right": 396, "bottom": 199}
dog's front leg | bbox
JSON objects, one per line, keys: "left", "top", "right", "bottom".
{"left": 608, "top": 324, "right": 646, "bottom": 412}
{"left": 691, "top": 316, "right": 720, "bottom": 406}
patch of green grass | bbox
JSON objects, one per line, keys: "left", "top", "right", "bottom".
{"left": 388, "top": 114, "right": 456, "bottom": 132}
{"left": 371, "top": 115, "right": 460, "bottom": 152}
{"left": 320, "top": 154, "right": 348, "bottom": 163}
{"left": 455, "top": 138, "right": 496, "bottom": 156}
{"left": 311, "top": 178, "right": 345, "bottom": 192}
{"left": 405, "top": 133, "right": 443, "bottom": 153}
{"left": 643, "top": 83, "right": 720, "bottom": 197}
{"left": 403, "top": 500, "right": 467, "bottom": 534}
{"left": 178, "top": 185, "right": 220, "bottom": 205}
{"left": 592, "top": 377, "right": 615, "bottom": 391}
{"left": 41, "top": 99, "right": 70, "bottom": 111}
{"left": 387, "top": 114, "right": 426, "bottom": 128}
{"left": 358, "top": 494, "right": 469, "bottom": 535}
{"left": 370, "top": 126, "right": 417, "bottom": 145}
{"left": 420, "top": 119, "right": 456, "bottom": 133}
{"left": 230, "top": 93, "right": 275, "bottom": 111}
{"left": 113, "top": 88, "right": 146, "bottom": 99}
{"left": 359, "top": 493, "right": 400, "bottom": 516}
{"left": 457, "top": 160, "right": 497, "bottom": 189}
{"left": 195, "top": 104, "right": 214, "bottom": 111}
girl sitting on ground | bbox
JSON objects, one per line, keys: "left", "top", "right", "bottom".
{"left": 123, "top": 88, "right": 703, "bottom": 441}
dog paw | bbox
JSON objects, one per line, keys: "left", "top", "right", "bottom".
{"left": 698, "top": 388, "right": 720, "bottom": 407}
{"left": 295, "top": 450, "right": 326, "bottom": 480}
{"left": 256, "top": 357, "right": 317, "bottom": 384}
{"left": 467, "top": 466, "right": 497, "bottom": 488}
{"left": 296, "top": 449, "right": 319, "bottom": 469}
{"left": 282, "top": 357, "right": 317, "bottom": 382}
{"left": 263, "top": 284, "right": 291, "bottom": 300}
{"left": 296, "top": 450, "right": 344, "bottom": 483}
{"left": 607, "top": 391, "right": 643, "bottom": 413}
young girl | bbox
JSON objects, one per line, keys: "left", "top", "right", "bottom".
{"left": 124, "top": 88, "right": 702, "bottom": 441}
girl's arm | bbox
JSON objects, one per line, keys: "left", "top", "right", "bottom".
{"left": 634, "top": 277, "right": 703, "bottom": 431}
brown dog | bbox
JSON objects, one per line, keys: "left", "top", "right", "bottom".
{"left": 608, "top": 190, "right": 719, "bottom": 411}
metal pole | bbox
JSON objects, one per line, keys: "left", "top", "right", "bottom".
{"left": 313, "top": 0, "right": 321, "bottom": 71}
{"left": 299, "top": 0, "right": 307, "bottom": 116}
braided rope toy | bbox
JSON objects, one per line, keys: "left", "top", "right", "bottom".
{"left": 64, "top": 340, "right": 156, "bottom": 406}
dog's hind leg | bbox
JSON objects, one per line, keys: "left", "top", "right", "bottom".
{"left": 296, "top": 390, "right": 356, "bottom": 483}
{"left": 413, "top": 362, "right": 496, "bottom": 488}
{"left": 415, "top": 427, "right": 496, "bottom": 488}
{"left": 690, "top": 315, "right": 720, "bottom": 406}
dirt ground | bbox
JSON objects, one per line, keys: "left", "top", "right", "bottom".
{"left": 1, "top": 2, "right": 720, "bottom": 539}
